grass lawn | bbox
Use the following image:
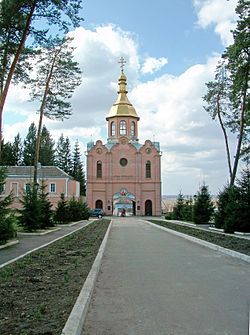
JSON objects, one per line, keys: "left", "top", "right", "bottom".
{"left": 0, "top": 219, "right": 110, "bottom": 335}
{"left": 148, "top": 220, "right": 250, "bottom": 256}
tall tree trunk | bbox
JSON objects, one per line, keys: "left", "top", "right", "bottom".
{"left": 230, "top": 69, "right": 249, "bottom": 187}
{"left": 216, "top": 95, "right": 233, "bottom": 182}
{"left": 33, "top": 50, "right": 59, "bottom": 185}
{"left": 0, "top": 2, "right": 36, "bottom": 162}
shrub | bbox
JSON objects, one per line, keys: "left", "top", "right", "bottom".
{"left": 68, "top": 197, "right": 89, "bottom": 221}
{"left": 54, "top": 194, "right": 89, "bottom": 224}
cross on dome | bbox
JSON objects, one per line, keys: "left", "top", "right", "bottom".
{"left": 118, "top": 57, "right": 126, "bottom": 73}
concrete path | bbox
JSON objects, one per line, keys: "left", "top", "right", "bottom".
{"left": 0, "top": 220, "right": 92, "bottom": 266}
{"left": 83, "top": 217, "right": 250, "bottom": 335}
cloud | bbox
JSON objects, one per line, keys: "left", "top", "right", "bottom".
{"left": 141, "top": 57, "right": 168, "bottom": 74}
{"left": 193, "top": 0, "right": 238, "bottom": 45}
{"left": 3, "top": 23, "right": 235, "bottom": 194}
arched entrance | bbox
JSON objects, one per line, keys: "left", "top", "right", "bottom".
{"left": 95, "top": 199, "right": 103, "bottom": 209}
{"left": 145, "top": 199, "right": 152, "bottom": 216}
{"left": 113, "top": 188, "right": 136, "bottom": 216}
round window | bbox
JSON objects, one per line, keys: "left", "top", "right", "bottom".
{"left": 120, "top": 158, "right": 128, "bottom": 167}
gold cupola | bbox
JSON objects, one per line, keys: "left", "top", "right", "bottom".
{"left": 106, "top": 71, "right": 140, "bottom": 120}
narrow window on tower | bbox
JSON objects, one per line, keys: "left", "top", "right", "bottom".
{"left": 120, "top": 120, "right": 127, "bottom": 135}
{"left": 146, "top": 160, "right": 151, "bottom": 178}
{"left": 131, "top": 121, "right": 135, "bottom": 137}
{"left": 97, "top": 161, "right": 102, "bottom": 178}
{"left": 111, "top": 121, "right": 115, "bottom": 136}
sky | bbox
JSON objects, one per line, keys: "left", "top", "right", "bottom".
{"left": 3, "top": 0, "right": 240, "bottom": 195}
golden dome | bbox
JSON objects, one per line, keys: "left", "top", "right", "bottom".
{"left": 106, "top": 72, "right": 140, "bottom": 120}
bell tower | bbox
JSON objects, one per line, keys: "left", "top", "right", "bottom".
{"left": 106, "top": 57, "right": 140, "bottom": 142}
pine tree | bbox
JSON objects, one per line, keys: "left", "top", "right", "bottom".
{"left": 0, "top": 167, "right": 16, "bottom": 243}
{"left": 12, "top": 133, "right": 22, "bottom": 165}
{"left": 215, "top": 185, "right": 231, "bottom": 229}
{"left": 193, "top": 184, "right": 214, "bottom": 225}
{"left": 236, "top": 167, "right": 250, "bottom": 232}
{"left": 55, "top": 134, "right": 72, "bottom": 174}
{"left": 71, "top": 140, "right": 86, "bottom": 196}
{"left": 203, "top": 0, "right": 250, "bottom": 186}
{"left": 39, "top": 126, "right": 55, "bottom": 166}
{"left": 18, "top": 185, "right": 41, "bottom": 231}
{"left": 23, "top": 122, "right": 36, "bottom": 166}
{"left": 0, "top": 141, "right": 15, "bottom": 165}
{"left": 39, "top": 181, "right": 53, "bottom": 229}
{"left": 30, "top": 36, "right": 82, "bottom": 185}
{"left": 0, "top": 0, "right": 83, "bottom": 160}
{"left": 54, "top": 193, "right": 70, "bottom": 223}
{"left": 172, "top": 192, "right": 185, "bottom": 220}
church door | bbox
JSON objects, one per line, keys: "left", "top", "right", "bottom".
{"left": 95, "top": 199, "right": 103, "bottom": 209}
{"left": 145, "top": 200, "right": 152, "bottom": 216}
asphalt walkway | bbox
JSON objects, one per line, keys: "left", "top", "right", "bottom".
{"left": 0, "top": 220, "right": 92, "bottom": 267}
{"left": 83, "top": 217, "right": 250, "bottom": 335}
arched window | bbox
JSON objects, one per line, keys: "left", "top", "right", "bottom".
{"left": 97, "top": 161, "right": 102, "bottom": 178}
{"left": 131, "top": 121, "right": 135, "bottom": 136}
{"left": 146, "top": 160, "right": 151, "bottom": 178}
{"left": 111, "top": 121, "right": 115, "bottom": 136}
{"left": 120, "top": 120, "right": 127, "bottom": 135}
{"left": 96, "top": 199, "right": 103, "bottom": 209}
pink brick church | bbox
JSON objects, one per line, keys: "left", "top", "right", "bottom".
{"left": 86, "top": 62, "right": 161, "bottom": 216}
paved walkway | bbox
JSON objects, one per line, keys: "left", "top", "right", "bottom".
{"left": 0, "top": 220, "right": 92, "bottom": 267}
{"left": 83, "top": 217, "right": 250, "bottom": 335}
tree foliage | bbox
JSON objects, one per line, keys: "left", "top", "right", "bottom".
{"left": 39, "top": 126, "right": 55, "bottom": 166}
{"left": 71, "top": 140, "right": 86, "bottom": 196}
{"left": 215, "top": 166, "right": 250, "bottom": 233}
{"left": 193, "top": 184, "right": 214, "bottom": 225}
{"left": 18, "top": 182, "right": 54, "bottom": 231}
{"left": 23, "top": 122, "right": 36, "bottom": 166}
{"left": 55, "top": 134, "right": 72, "bottom": 174}
{"left": 0, "top": 167, "right": 16, "bottom": 243}
{"left": 31, "top": 36, "right": 81, "bottom": 184}
{"left": 0, "top": 0, "right": 83, "bottom": 159}
{"left": 203, "top": 0, "right": 250, "bottom": 186}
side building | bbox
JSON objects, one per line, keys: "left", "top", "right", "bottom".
{"left": 86, "top": 70, "right": 162, "bottom": 216}
{"left": 1, "top": 166, "right": 80, "bottom": 209}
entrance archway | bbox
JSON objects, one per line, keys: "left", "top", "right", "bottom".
{"left": 113, "top": 189, "right": 136, "bottom": 216}
{"left": 145, "top": 200, "right": 152, "bottom": 216}
{"left": 95, "top": 199, "right": 103, "bottom": 209}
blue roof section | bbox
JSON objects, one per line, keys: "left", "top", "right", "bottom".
{"left": 87, "top": 141, "right": 95, "bottom": 151}
{"left": 153, "top": 141, "right": 161, "bottom": 152}
{"left": 87, "top": 139, "right": 160, "bottom": 152}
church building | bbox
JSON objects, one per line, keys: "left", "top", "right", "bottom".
{"left": 86, "top": 61, "right": 162, "bottom": 216}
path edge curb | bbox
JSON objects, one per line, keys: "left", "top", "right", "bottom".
{"left": 61, "top": 220, "right": 113, "bottom": 335}
{"left": 143, "top": 220, "right": 250, "bottom": 264}
{"left": 0, "top": 221, "right": 92, "bottom": 270}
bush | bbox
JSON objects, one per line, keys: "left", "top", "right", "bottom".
{"left": 68, "top": 197, "right": 90, "bottom": 221}
{"left": 0, "top": 214, "right": 17, "bottom": 244}
{"left": 54, "top": 194, "right": 90, "bottom": 224}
